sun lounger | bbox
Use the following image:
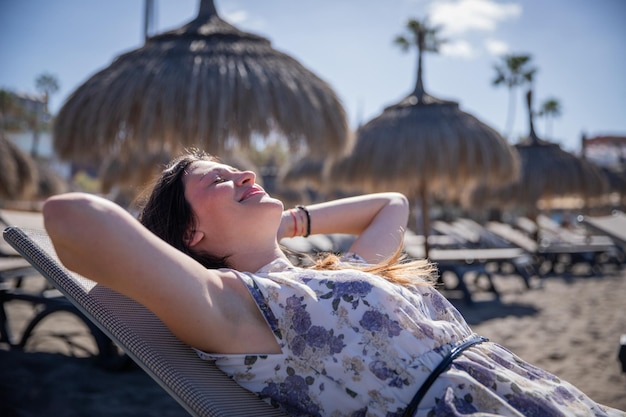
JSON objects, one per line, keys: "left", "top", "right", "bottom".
{"left": 3, "top": 226, "right": 289, "bottom": 417}
{"left": 486, "top": 220, "right": 618, "bottom": 275}
{"left": 418, "top": 220, "right": 538, "bottom": 293}
{"left": 578, "top": 212, "right": 626, "bottom": 269}
{"left": 580, "top": 211, "right": 626, "bottom": 252}
{"left": 404, "top": 227, "right": 527, "bottom": 303}
{"left": 0, "top": 257, "right": 37, "bottom": 346}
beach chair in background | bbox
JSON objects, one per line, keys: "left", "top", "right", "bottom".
{"left": 580, "top": 211, "right": 626, "bottom": 254}
{"left": 3, "top": 226, "right": 289, "bottom": 417}
{"left": 403, "top": 224, "right": 530, "bottom": 304}
{"left": 485, "top": 219, "right": 618, "bottom": 276}
{"left": 2, "top": 212, "right": 126, "bottom": 365}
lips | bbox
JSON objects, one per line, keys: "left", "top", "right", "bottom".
{"left": 240, "top": 186, "right": 265, "bottom": 201}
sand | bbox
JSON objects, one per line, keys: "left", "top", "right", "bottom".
{"left": 1, "top": 258, "right": 625, "bottom": 416}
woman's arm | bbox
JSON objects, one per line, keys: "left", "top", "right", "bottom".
{"left": 43, "top": 193, "right": 275, "bottom": 354}
{"left": 280, "top": 193, "right": 409, "bottom": 263}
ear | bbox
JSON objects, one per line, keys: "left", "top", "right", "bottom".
{"left": 185, "top": 230, "right": 204, "bottom": 248}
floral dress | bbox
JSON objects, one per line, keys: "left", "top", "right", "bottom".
{"left": 196, "top": 257, "right": 625, "bottom": 417}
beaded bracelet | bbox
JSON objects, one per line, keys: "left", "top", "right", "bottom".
{"left": 296, "top": 205, "right": 311, "bottom": 237}
{"left": 289, "top": 209, "right": 299, "bottom": 238}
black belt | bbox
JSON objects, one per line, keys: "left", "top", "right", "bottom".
{"left": 402, "top": 336, "right": 489, "bottom": 417}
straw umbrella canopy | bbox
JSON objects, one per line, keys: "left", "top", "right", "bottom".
{"left": 464, "top": 90, "right": 608, "bottom": 218}
{"left": 35, "top": 162, "right": 69, "bottom": 198}
{"left": 329, "top": 19, "right": 519, "bottom": 257}
{"left": 598, "top": 166, "right": 626, "bottom": 210}
{"left": 279, "top": 156, "right": 326, "bottom": 189}
{"left": 99, "top": 147, "right": 175, "bottom": 194}
{"left": 330, "top": 72, "right": 519, "bottom": 257}
{"left": 53, "top": 0, "right": 348, "bottom": 180}
{"left": 0, "top": 135, "right": 38, "bottom": 200}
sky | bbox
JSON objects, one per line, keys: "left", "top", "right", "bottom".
{"left": 1, "top": 0, "right": 625, "bottom": 154}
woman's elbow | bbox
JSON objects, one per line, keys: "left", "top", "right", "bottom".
{"left": 389, "top": 192, "right": 409, "bottom": 207}
{"left": 43, "top": 193, "right": 94, "bottom": 240}
{"left": 44, "top": 194, "right": 70, "bottom": 233}
{"left": 388, "top": 192, "right": 410, "bottom": 217}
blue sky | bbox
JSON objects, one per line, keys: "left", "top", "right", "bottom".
{"left": 1, "top": 0, "right": 624, "bottom": 153}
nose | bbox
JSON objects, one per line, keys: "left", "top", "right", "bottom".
{"left": 234, "top": 170, "right": 256, "bottom": 186}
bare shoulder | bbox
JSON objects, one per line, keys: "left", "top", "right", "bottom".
{"left": 157, "top": 267, "right": 281, "bottom": 354}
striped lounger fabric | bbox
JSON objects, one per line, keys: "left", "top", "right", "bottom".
{"left": 3, "top": 226, "right": 289, "bottom": 417}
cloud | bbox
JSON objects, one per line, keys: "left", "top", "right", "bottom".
{"left": 429, "top": 0, "right": 522, "bottom": 35}
{"left": 222, "top": 8, "right": 267, "bottom": 31}
{"left": 441, "top": 39, "right": 475, "bottom": 58}
{"left": 222, "top": 9, "right": 249, "bottom": 24}
{"left": 484, "top": 38, "right": 510, "bottom": 55}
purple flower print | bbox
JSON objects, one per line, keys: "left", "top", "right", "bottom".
{"left": 453, "top": 361, "right": 497, "bottom": 389}
{"left": 552, "top": 385, "right": 577, "bottom": 405}
{"left": 260, "top": 373, "right": 321, "bottom": 417}
{"left": 360, "top": 310, "right": 384, "bottom": 332}
{"left": 369, "top": 360, "right": 406, "bottom": 387}
{"left": 304, "top": 326, "right": 345, "bottom": 353}
{"left": 360, "top": 310, "right": 403, "bottom": 337}
{"left": 307, "top": 326, "right": 329, "bottom": 349}
{"left": 286, "top": 295, "right": 313, "bottom": 335}
{"left": 505, "top": 390, "right": 557, "bottom": 417}
{"left": 285, "top": 294, "right": 305, "bottom": 310}
{"left": 349, "top": 408, "right": 368, "bottom": 417}
{"left": 328, "top": 333, "right": 345, "bottom": 354}
{"left": 320, "top": 279, "right": 373, "bottom": 310}
{"left": 291, "top": 335, "right": 306, "bottom": 356}
{"left": 370, "top": 360, "right": 395, "bottom": 380}
{"left": 432, "top": 390, "right": 479, "bottom": 415}
{"left": 292, "top": 309, "right": 312, "bottom": 334}
{"left": 334, "top": 280, "right": 373, "bottom": 298}
{"left": 286, "top": 297, "right": 346, "bottom": 354}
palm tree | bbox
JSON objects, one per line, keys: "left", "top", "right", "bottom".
{"left": 0, "top": 89, "right": 22, "bottom": 134}
{"left": 538, "top": 97, "right": 562, "bottom": 139}
{"left": 492, "top": 54, "right": 536, "bottom": 140}
{"left": 35, "top": 73, "right": 59, "bottom": 114}
{"left": 32, "top": 73, "right": 59, "bottom": 157}
{"left": 394, "top": 18, "right": 446, "bottom": 98}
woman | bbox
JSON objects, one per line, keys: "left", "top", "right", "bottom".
{"left": 44, "top": 149, "right": 623, "bottom": 417}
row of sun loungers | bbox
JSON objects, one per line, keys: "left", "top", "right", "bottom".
{"left": 278, "top": 212, "right": 626, "bottom": 304}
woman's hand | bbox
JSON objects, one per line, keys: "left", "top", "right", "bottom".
{"left": 293, "top": 193, "right": 409, "bottom": 263}
{"left": 277, "top": 209, "right": 296, "bottom": 241}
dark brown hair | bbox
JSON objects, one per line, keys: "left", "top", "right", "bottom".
{"left": 137, "top": 149, "right": 229, "bottom": 269}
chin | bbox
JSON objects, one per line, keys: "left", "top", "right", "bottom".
{"left": 262, "top": 194, "right": 284, "bottom": 208}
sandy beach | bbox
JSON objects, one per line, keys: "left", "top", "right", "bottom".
{"left": 1, "top": 245, "right": 625, "bottom": 415}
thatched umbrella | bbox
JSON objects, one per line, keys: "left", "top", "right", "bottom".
{"left": 598, "top": 166, "right": 626, "bottom": 210}
{"left": 330, "top": 63, "right": 519, "bottom": 257}
{"left": 0, "top": 135, "right": 38, "bottom": 200}
{"left": 99, "top": 147, "right": 175, "bottom": 194}
{"left": 0, "top": 135, "right": 67, "bottom": 202}
{"left": 54, "top": 0, "right": 348, "bottom": 186}
{"left": 35, "top": 162, "right": 69, "bottom": 198}
{"left": 464, "top": 90, "right": 608, "bottom": 218}
{"left": 279, "top": 156, "right": 325, "bottom": 189}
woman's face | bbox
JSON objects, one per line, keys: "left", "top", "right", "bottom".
{"left": 182, "top": 160, "right": 283, "bottom": 256}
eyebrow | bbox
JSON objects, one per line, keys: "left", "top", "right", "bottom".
{"left": 197, "top": 165, "right": 240, "bottom": 180}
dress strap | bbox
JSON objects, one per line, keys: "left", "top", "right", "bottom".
{"left": 402, "top": 336, "right": 489, "bottom": 417}
{"left": 239, "top": 273, "right": 283, "bottom": 340}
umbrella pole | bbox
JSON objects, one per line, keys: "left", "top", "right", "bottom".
{"left": 418, "top": 186, "right": 431, "bottom": 259}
